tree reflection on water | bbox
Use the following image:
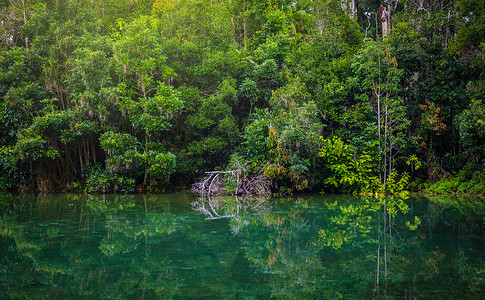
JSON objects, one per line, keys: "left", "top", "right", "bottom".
{"left": 0, "top": 193, "right": 484, "bottom": 298}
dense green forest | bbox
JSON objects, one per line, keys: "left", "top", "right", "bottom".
{"left": 0, "top": 0, "right": 484, "bottom": 195}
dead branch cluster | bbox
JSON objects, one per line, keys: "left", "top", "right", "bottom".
{"left": 191, "top": 169, "right": 271, "bottom": 197}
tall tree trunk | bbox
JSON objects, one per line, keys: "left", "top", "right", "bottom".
{"left": 21, "top": 0, "right": 29, "bottom": 51}
{"left": 227, "top": 0, "right": 237, "bottom": 45}
{"left": 384, "top": 200, "right": 388, "bottom": 278}
{"left": 243, "top": 0, "right": 247, "bottom": 49}
{"left": 78, "top": 144, "right": 83, "bottom": 173}
{"left": 384, "top": 103, "right": 388, "bottom": 185}
{"left": 341, "top": 0, "right": 357, "bottom": 20}
{"left": 380, "top": 5, "right": 390, "bottom": 37}
{"left": 92, "top": 141, "right": 97, "bottom": 163}
{"left": 377, "top": 54, "right": 383, "bottom": 184}
{"left": 144, "top": 129, "right": 148, "bottom": 185}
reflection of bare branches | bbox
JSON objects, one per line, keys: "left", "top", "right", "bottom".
{"left": 191, "top": 195, "right": 268, "bottom": 234}
{"left": 192, "top": 195, "right": 234, "bottom": 220}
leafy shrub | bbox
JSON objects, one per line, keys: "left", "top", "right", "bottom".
{"left": 85, "top": 164, "right": 135, "bottom": 194}
{"left": 426, "top": 171, "right": 485, "bottom": 196}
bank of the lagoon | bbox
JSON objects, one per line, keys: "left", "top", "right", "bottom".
{"left": 1, "top": 193, "right": 484, "bottom": 298}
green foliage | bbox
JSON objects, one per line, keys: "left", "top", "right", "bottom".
{"left": 456, "top": 98, "right": 485, "bottom": 164}
{"left": 146, "top": 151, "right": 176, "bottom": 178}
{"left": 97, "top": 130, "right": 177, "bottom": 191}
{"left": 238, "top": 79, "right": 323, "bottom": 194}
{"left": 349, "top": 41, "right": 409, "bottom": 181}
{"left": 0, "top": 146, "right": 14, "bottom": 191}
{"left": 0, "top": 48, "right": 46, "bottom": 145}
{"left": 425, "top": 171, "right": 485, "bottom": 196}
{"left": 85, "top": 164, "right": 136, "bottom": 194}
{"left": 238, "top": 78, "right": 259, "bottom": 106}
{"left": 318, "top": 136, "right": 412, "bottom": 198}
{"left": 0, "top": 0, "right": 484, "bottom": 192}
{"left": 318, "top": 136, "right": 380, "bottom": 194}
{"left": 100, "top": 131, "right": 140, "bottom": 156}
{"left": 449, "top": 0, "right": 485, "bottom": 57}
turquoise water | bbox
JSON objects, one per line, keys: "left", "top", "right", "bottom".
{"left": 0, "top": 193, "right": 484, "bottom": 298}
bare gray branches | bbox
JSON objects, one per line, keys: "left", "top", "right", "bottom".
{"left": 191, "top": 169, "right": 271, "bottom": 197}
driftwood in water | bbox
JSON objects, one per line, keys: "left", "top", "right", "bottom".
{"left": 191, "top": 169, "right": 271, "bottom": 197}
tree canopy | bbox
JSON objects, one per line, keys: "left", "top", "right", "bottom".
{"left": 0, "top": 0, "right": 484, "bottom": 195}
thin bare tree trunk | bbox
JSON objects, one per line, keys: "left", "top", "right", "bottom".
{"left": 92, "top": 142, "right": 97, "bottom": 163}
{"left": 384, "top": 200, "right": 388, "bottom": 278}
{"left": 384, "top": 103, "right": 388, "bottom": 185}
{"left": 376, "top": 241, "right": 380, "bottom": 289}
{"left": 227, "top": 0, "right": 237, "bottom": 45}
{"left": 78, "top": 144, "right": 83, "bottom": 170}
{"left": 243, "top": 0, "right": 247, "bottom": 49}
{"left": 21, "top": 0, "right": 29, "bottom": 51}
{"left": 377, "top": 54, "right": 383, "bottom": 184}
{"left": 144, "top": 129, "right": 148, "bottom": 185}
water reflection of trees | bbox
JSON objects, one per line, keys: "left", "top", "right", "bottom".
{"left": 0, "top": 194, "right": 183, "bottom": 298}
{"left": 316, "top": 195, "right": 485, "bottom": 298}
{"left": 239, "top": 198, "right": 326, "bottom": 298}
{"left": 193, "top": 195, "right": 328, "bottom": 297}
{"left": 193, "top": 194, "right": 485, "bottom": 298}
{"left": 315, "top": 195, "right": 415, "bottom": 297}
{"left": 0, "top": 193, "right": 484, "bottom": 298}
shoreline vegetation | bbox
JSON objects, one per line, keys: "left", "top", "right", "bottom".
{"left": 422, "top": 177, "right": 485, "bottom": 197}
{"left": 1, "top": 0, "right": 484, "bottom": 196}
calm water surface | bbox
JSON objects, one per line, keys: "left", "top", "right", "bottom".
{"left": 0, "top": 193, "right": 484, "bottom": 299}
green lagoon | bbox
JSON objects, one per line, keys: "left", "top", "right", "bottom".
{"left": 0, "top": 193, "right": 484, "bottom": 299}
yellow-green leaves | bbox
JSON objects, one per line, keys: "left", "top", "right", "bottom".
{"left": 406, "top": 216, "right": 422, "bottom": 231}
